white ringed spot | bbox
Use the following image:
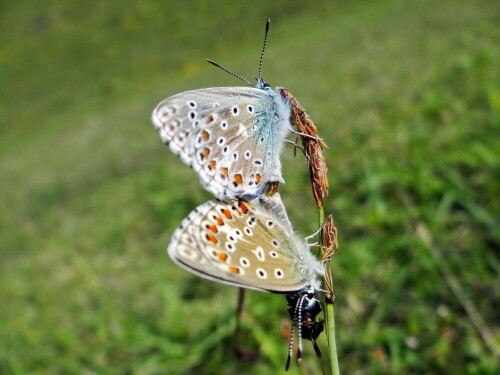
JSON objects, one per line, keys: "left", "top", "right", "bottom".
{"left": 256, "top": 268, "right": 267, "bottom": 279}
{"left": 252, "top": 247, "right": 265, "bottom": 262}
{"left": 240, "top": 257, "right": 250, "bottom": 268}
{"left": 274, "top": 268, "right": 284, "bottom": 279}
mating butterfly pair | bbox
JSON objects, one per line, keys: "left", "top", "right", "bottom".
{"left": 151, "top": 19, "right": 326, "bottom": 367}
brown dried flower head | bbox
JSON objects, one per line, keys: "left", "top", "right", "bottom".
{"left": 279, "top": 88, "right": 329, "bottom": 207}
{"left": 322, "top": 214, "right": 339, "bottom": 252}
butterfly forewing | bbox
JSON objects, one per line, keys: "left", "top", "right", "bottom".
{"left": 152, "top": 87, "right": 290, "bottom": 200}
{"left": 168, "top": 198, "right": 313, "bottom": 292}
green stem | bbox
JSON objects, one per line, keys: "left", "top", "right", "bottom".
{"left": 325, "top": 298, "right": 340, "bottom": 375}
{"left": 318, "top": 207, "right": 340, "bottom": 375}
{"left": 318, "top": 206, "right": 325, "bottom": 227}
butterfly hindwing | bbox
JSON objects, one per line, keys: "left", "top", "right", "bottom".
{"left": 167, "top": 196, "right": 321, "bottom": 292}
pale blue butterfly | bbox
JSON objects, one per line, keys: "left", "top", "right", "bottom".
{"left": 167, "top": 193, "right": 324, "bottom": 293}
{"left": 167, "top": 192, "right": 326, "bottom": 365}
{"left": 151, "top": 19, "right": 294, "bottom": 200}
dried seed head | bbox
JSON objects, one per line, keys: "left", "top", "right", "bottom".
{"left": 280, "top": 88, "right": 329, "bottom": 207}
{"left": 322, "top": 214, "right": 339, "bottom": 251}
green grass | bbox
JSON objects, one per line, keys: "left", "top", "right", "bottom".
{"left": 1, "top": 0, "right": 499, "bottom": 374}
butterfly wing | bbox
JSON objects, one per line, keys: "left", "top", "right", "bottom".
{"left": 167, "top": 197, "right": 319, "bottom": 292}
{"left": 152, "top": 87, "right": 291, "bottom": 199}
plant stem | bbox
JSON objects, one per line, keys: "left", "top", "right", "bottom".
{"left": 318, "top": 207, "right": 340, "bottom": 375}
{"left": 325, "top": 296, "right": 340, "bottom": 375}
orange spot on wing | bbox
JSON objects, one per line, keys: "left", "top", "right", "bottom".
{"left": 209, "top": 160, "right": 217, "bottom": 169}
{"left": 228, "top": 266, "right": 240, "bottom": 274}
{"left": 222, "top": 209, "right": 233, "bottom": 220}
{"left": 214, "top": 216, "right": 224, "bottom": 226}
{"left": 206, "top": 115, "right": 214, "bottom": 124}
{"left": 221, "top": 167, "right": 229, "bottom": 177}
{"left": 255, "top": 174, "right": 262, "bottom": 184}
{"left": 215, "top": 251, "right": 228, "bottom": 262}
{"left": 234, "top": 174, "right": 243, "bottom": 185}
{"left": 238, "top": 201, "right": 249, "bottom": 214}
{"left": 202, "top": 148, "right": 210, "bottom": 159}
{"left": 207, "top": 224, "right": 218, "bottom": 233}
{"left": 205, "top": 234, "right": 218, "bottom": 245}
{"left": 201, "top": 130, "right": 210, "bottom": 140}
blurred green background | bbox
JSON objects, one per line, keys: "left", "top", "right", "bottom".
{"left": 1, "top": 0, "right": 499, "bottom": 374}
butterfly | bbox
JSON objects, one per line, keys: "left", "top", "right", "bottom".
{"left": 167, "top": 193, "right": 324, "bottom": 294}
{"left": 167, "top": 193, "right": 326, "bottom": 366}
{"left": 151, "top": 19, "right": 295, "bottom": 200}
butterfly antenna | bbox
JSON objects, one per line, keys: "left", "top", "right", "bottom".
{"left": 285, "top": 327, "right": 294, "bottom": 371}
{"left": 296, "top": 294, "right": 306, "bottom": 366}
{"left": 258, "top": 18, "right": 271, "bottom": 82}
{"left": 206, "top": 59, "right": 252, "bottom": 86}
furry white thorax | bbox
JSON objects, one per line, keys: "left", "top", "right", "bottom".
{"left": 257, "top": 193, "right": 325, "bottom": 293}
{"left": 294, "top": 237, "right": 325, "bottom": 293}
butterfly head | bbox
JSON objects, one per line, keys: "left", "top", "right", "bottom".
{"left": 256, "top": 78, "right": 272, "bottom": 90}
